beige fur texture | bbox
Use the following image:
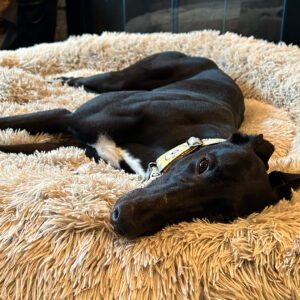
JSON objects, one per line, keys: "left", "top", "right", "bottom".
{"left": 0, "top": 31, "right": 299, "bottom": 299}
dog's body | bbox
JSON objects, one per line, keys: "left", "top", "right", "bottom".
{"left": 0, "top": 51, "right": 299, "bottom": 238}
{"left": 0, "top": 51, "right": 244, "bottom": 174}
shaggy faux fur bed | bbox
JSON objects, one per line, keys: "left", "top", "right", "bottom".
{"left": 0, "top": 31, "right": 299, "bottom": 299}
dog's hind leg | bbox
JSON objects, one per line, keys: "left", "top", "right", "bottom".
{"left": 59, "top": 51, "right": 216, "bottom": 93}
{"left": 0, "top": 142, "right": 71, "bottom": 154}
{"left": 0, "top": 108, "right": 71, "bottom": 135}
{"left": 0, "top": 140, "right": 100, "bottom": 161}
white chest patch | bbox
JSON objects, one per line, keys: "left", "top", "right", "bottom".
{"left": 123, "top": 151, "right": 146, "bottom": 177}
{"left": 89, "top": 135, "right": 146, "bottom": 178}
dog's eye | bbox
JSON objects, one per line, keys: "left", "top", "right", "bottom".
{"left": 198, "top": 158, "right": 209, "bottom": 173}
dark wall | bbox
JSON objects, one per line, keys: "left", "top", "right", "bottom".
{"left": 281, "top": 0, "right": 300, "bottom": 46}
{"left": 66, "top": 0, "right": 299, "bottom": 45}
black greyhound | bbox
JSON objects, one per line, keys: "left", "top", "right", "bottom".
{"left": 0, "top": 51, "right": 299, "bottom": 238}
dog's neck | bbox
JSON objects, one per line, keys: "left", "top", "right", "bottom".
{"left": 124, "top": 123, "right": 236, "bottom": 166}
{"left": 145, "top": 137, "right": 227, "bottom": 181}
{"left": 89, "top": 124, "right": 235, "bottom": 180}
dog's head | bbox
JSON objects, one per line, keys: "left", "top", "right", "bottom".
{"left": 111, "top": 133, "right": 300, "bottom": 238}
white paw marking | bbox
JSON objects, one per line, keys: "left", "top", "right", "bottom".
{"left": 89, "top": 135, "right": 146, "bottom": 177}
{"left": 89, "top": 135, "right": 123, "bottom": 168}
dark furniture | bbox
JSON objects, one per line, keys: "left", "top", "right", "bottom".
{"left": 0, "top": 0, "right": 58, "bottom": 50}
{"left": 1, "top": 0, "right": 299, "bottom": 49}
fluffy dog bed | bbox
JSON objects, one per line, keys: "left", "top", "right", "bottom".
{"left": 0, "top": 31, "right": 299, "bottom": 299}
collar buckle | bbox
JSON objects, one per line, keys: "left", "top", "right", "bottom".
{"left": 145, "top": 162, "right": 161, "bottom": 182}
{"left": 187, "top": 136, "right": 202, "bottom": 147}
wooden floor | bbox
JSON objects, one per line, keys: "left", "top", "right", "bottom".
{"left": 0, "top": 1, "right": 10, "bottom": 13}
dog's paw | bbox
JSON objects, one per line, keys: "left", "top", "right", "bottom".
{"left": 53, "top": 76, "right": 84, "bottom": 87}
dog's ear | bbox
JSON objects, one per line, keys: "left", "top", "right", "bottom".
{"left": 249, "top": 134, "right": 274, "bottom": 170}
{"left": 229, "top": 133, "right": 274, "bottom": 169}
{"left": 229, "top": 132, "right": 249, "bottom": 144}
{"left": 268, "top": 171, "right": 300, "bottom": 200}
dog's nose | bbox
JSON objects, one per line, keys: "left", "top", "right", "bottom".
{"left": 111, "top": 205, "right": 120, "bottom": 222}
{"left": 111, "top": 203, "right": 132, "bottom": 236}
